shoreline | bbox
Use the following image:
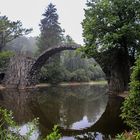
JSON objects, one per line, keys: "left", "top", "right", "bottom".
{"left": 36, "top": 81, "right": 108, "bottom": 87}
{"left": 0, "top": 81, "right": 129, "bottom": 98}
{"left": 118, "top": 91, "right": 129, "bottom": 98}
{"left": 0, "top": 81, "right": 107, "bottom": 90}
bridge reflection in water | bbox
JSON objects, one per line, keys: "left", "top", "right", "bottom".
{"left": 0, "top": 84, "right": 127, "bottom": 139}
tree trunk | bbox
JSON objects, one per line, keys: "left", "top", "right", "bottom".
{"left": 96, "top": 48, "right": 130, "bottom": 93}
{"left": 0, "top": 44, "right": 3, "bottom": 52}
{"left": 109, "top": 68, "right": 129, "bottom": 93}
{"left": 108, "top": 48, "right": 130, "bottom": 93}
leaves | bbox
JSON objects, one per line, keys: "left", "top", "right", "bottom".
{"left": 0, "top": 14, "right": 32, "bottom": 50}
{"left": 82, "top": 0, "right": 140, "bottom": 59}
{"left": 0, "top": 51, "right": 14, "bottom": 73}
{"left": 0, "top": 108, "right": 40, "bottom": 140}
{"left": 81, "top": 0, "right": 140, "bottom": 91}
{"left": 44, "top": 125, "right": 61, "bottom": 140}
{"left": 37, "top": 3, "right": 64, "bottom": 53}
{"left": 121, "top": 56, "right": 140, "bottom": 130}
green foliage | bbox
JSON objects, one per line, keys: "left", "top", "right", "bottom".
{"left": 115, "top": 133, "right": 126, "bottom": 140}
{"left": 82, "top": 0, "right": 140, "bottom": 91}
{"left": 82, "top": 0, "right": 140, "bottom": 55}
{"left": 36, "top": 2, "right": 106, "bottom": 84}
{"left": 40, "top": 63, "right": 66, "bottom": 84}
{"left": 115, "top": 131, "right": 140, "bottom": 140}
{"left": 6, "top": 36, "right": 38, "bottom": 54}
{"left": 0, "top": 14, "right": 32, "bottom": 50}
{"left": 0, "top": 108, "right": 20, "bottom": 140}
{"left": 0, "top": 108, "right": 39, "bottom": 140}
{"left": 0, "top": 107, "right": 61, "bottom": 140}
{"left": 71, "top": 69, "right": 90, "bottom": 82}
{"left": 134, "top": 131, "right": 140, "bottom": 140}
{"left": 23, "top": 118, "right": 39, "bottom": 140}
{"left": 121, "top": 57, "right": 140, "bottom": 130}
{"left": 63, "top": 35, "right": 76, "bottom": 45}
{"left": 61, "top": 50, "right": 105, "bottom": 81}
{"left": 40, "top": 50, "right": 105, "bottom": 83}
{"left": 44, "top": 125, "right": 61, "bottom": 140}
{"left": 37, "top": 3, "right": 65, "bottom": 84}
{"left": 0, "top": 108, "right": 16, "bottom": 126}
{"left": 0, "top": 51, "right": 14, "bottom": 72}
{"left": 37, "top": 3, "right": 63, "bottom": 53}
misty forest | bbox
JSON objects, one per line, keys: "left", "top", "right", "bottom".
{"left": 0, "top": 0, "right": 140, "bottom": 140}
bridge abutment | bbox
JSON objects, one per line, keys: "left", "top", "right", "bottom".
{"left": 3, "top": 53, "right": 35, "bottom": 89}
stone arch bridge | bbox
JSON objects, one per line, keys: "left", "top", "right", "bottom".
{"left": 3, "top": 44, "right": 80, "bottom": 89}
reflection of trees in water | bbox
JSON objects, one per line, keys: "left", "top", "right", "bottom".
{"left": 60, "top": 96, "right": 128, "bottom": 139}
{"left": 60, "top": 96, "right": 85, "bottom": 128}
{"left": 89, "top": 96, "right": 129, "bottom": 136}
{"left": 0, "top": 90, "right": 35, "bottom": 123}
{"left": 86, "top": 98, "right": 104, "bottom": 123}
{"left": 0, "top": 84, "right": 108, "bottom": 137}
{"left": 61, "top": 84, "right": 108, "bottom": 99}
{"left": 29, "top": 94, "right": 61, "bottom": 135}
{"left": 37, "top": 85, "right": 107, "bottom": 129}
{"left": 60, "top": 94, "right": 108, "bottom": 129}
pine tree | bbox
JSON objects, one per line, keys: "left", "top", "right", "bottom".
{"left": 37, "top": 3, "right": 64, "bottom": 84}
{"left": 38, "top": 3, "right": 63, "bottom": 53}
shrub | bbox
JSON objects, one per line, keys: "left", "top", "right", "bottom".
{"left": 0, "top": 108, "right": 61, "bottom": 140}
{"left": 71, "top": 69, "right": 90, "bottom": 82}
{"left": 115, "top": 133, "right": 127, "bottom": 140}
{"left": 0, "top": 108, "right": 39, "bottom": 140}
{"left": 44, "top": 125, "right": 61, "bottom": 140}
{"left": 40, "top": 63, "right": 66, "bottom": 84}
{"left": 0, "top": 51, "right": 14, "bottom": 73}
{"left": 115, "top": 131, "right": 140, "bottom": 140}
{"left": 121, "top": 57, "right": 140, "bottom": 130}
{"left": 135, "top": 131, "right": 140, "bottom": 140}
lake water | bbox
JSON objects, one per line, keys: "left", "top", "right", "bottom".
{"left": 0, "top": 84, "right": 127, "bottom": 140}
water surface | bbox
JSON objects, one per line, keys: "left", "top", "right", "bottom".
{"left": 0, "top": 84, "right": 127, "bottom": 139}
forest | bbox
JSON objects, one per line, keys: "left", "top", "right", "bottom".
{"left": 0, "top": 3, "right": 105, "bottom": 84}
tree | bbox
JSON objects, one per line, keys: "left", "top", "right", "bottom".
{"left": 0, "top": 51, "right": 13, "bottom": 72}
{"left": 0, "top": 15, "right": 32, "bottom": 51}
{"left": 63, "top": 35, "right": 76, "bottom": 45}
{"left": 37, "top": 3, "right": 63, "bottom": 53}
{"left": 82, "top": 0, "right": 140, "bottom": 92}
{"left": 37, "top": 3, "right": 64, "bottom": 84}
{"left": 6, "top": 36, "right": 38, "bottom": 54}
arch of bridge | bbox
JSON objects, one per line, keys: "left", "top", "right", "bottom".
{"left": 3, "top": 44, "right": 80, "bottom": 88}
{"left": 30, "top": 44, "right": 80, "bottom": 74}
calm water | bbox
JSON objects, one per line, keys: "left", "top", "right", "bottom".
{"left": 0, "top": 84, "right": 127, "bottom": 140}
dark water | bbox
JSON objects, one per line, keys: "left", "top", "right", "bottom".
{"left": 0, "top": 84, "right": 127, "bottom": 140}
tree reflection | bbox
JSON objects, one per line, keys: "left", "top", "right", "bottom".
{"left": 0, "top": 84, "right": 108, "bottom": 137}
